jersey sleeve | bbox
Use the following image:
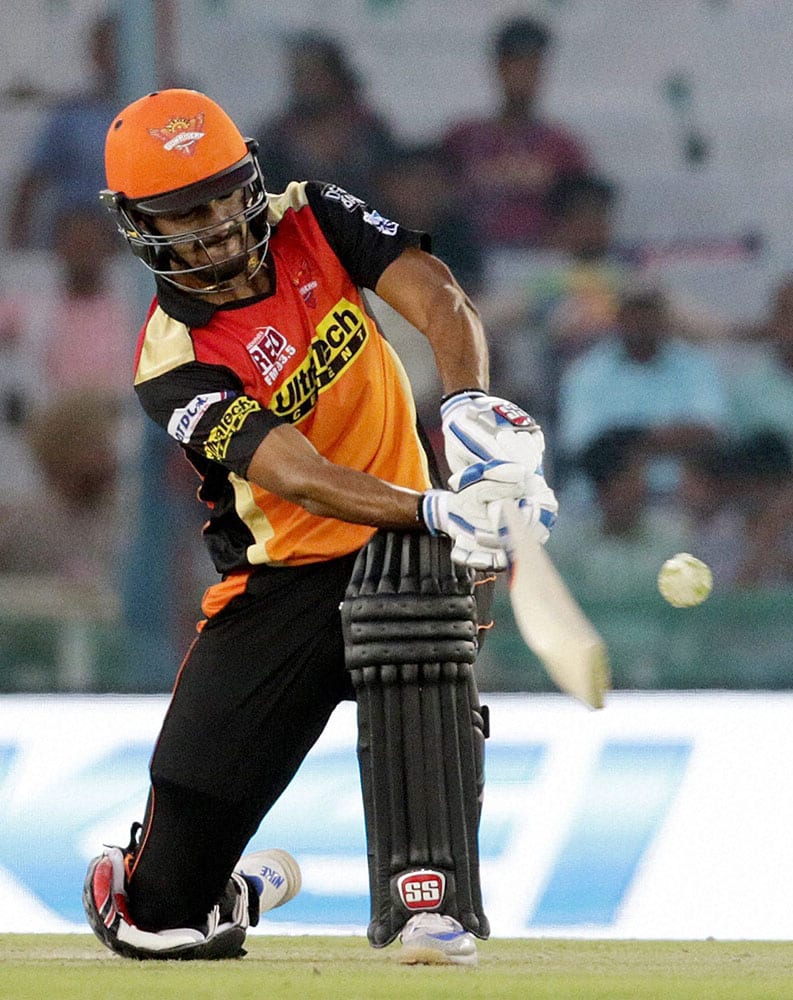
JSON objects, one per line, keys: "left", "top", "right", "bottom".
{"left": 135, "top": 360, "right": 285, "bottom": 476}
{"left": 305, "top": 181, "right": 431, "bottom": 290}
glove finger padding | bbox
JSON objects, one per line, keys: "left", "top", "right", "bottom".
{"left": 453, "top": 459, "right": 558, "bottom": 548}
{"left": 421, "top": 460, "right": 526, "bottom": 571}
{"left": 450, "top": 459, "right": 530, "bottom": 551}
{"left": 448, "top": 458, "right": 530, "bottom": 500}
{"left": 451, "top": 535, "right": 509, "bottom": 572}
{"left": 521, "top": 472, "right": 559, "bottom": 544}
{"left": 491, "top": 492, "right": 559, "bottom": 550}
{"left": 441, "top": 390, "right": 546, "bottom": 478}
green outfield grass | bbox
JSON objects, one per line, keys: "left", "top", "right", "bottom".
{"left": 2, "top": 935, "right": 793, "bottom": 1000}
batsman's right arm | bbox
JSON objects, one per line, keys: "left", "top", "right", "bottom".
{"left": 247, "top": 423, "right": 422, "bottom": 530}
{"left": 246, "top": 424, "right": 514, "bottom": 570}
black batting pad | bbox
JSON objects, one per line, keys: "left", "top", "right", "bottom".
{"left": 342, "top": 532, "right": 490, "bottom": 947}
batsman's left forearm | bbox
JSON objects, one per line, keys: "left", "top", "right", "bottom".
{"left": 375, "top": 248, "right": 490, "bottom": 394}
{"left": 422, "top": 279, "right": 490, "bottom": 395}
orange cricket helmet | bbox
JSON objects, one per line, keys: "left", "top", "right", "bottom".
{"left": 105, "top": 88, "right": 251, "bottom": 202}
{"left": 100, "top": 89, "right": 270, "bottom": 291}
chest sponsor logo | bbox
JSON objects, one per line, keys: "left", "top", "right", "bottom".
{"left": 270, "top": 298, "right": 368, "bottom": 423}
{"left": 166, "top": 391, "right": 234, "bottom": 444}
{"left": 247, "top": 326, "right": 296, "bottom": 386}
{"left": 203, "top": 396, "right": 262, "bottom": 462}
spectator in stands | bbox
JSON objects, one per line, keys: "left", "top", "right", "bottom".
{"left": 41, "top": 208, "right": 135, "bottom": 396}
{"left": 556, "top": 279, "right": 729, "bottom": 497}
{"left": 548, "top": 427, "right": 687, "bottom": 600}
{"left": 374, "top": 143, "right": 484, "bottom": 297}
{"left": 441, "top": 15, "right": 592, "bottom": 250}
{"left": 729, "top": 431, "right": 793, "bottom": 588}
{"left": 721, "top": 274, "right": 793, "bottom": 452}
{"left": 252, "top": 31, "right": 398, "bottom": 205}
{"left": 480, "top": 171, "right": 632, "bottom": 430}
{"left": 545, "top": 427, "right": 690, "bottom": 688}
{"left": 678, "top": 430, "right": 793, "bottom": 590}
{"left": 466, "top": 423, "right": 686, "bottom": 691}
{"left": 678, "top": 436, "right": 745, "bottom": 588}
{"left": 0, "top": 391, "right": 124, "bottom": 589}
{"left": 0, "top": 296, "right": 42, "bottom": 500}
{"left": 6, "top": 12, "right": 121, "bottom": 251}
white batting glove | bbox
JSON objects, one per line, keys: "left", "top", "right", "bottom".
{"left": 492, "top": 463, "right": 559, "bottom": 548}
{"left": 440, "top": 389, "right": 547, "bottom": 479}
{"left": 454, "top": 455, "right": 558, "bottom": 551}
{"left": 491, "top": 488, "right": 559, "bottom": 551}
{"left": 420, "top": 459, "right": 527, "bottom": 570}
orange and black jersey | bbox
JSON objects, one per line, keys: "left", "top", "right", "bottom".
{"left": 134, "top": 181, "right": 435, "bottom": 574}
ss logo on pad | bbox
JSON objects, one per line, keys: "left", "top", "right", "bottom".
{"left": 396, "top": 870, "right": 446, "bottom": 911}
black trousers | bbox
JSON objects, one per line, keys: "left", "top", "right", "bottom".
{"left": 127, "top": 552, "right": 358, "bottom": 930}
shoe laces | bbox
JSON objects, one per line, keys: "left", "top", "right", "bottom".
{"left": 123, "top": 821, "right": 143, "bottom": 879}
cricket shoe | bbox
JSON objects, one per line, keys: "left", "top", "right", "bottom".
{"left": 83, "top": 846, "right": 248, "bottom": 960}
{"left": 398, "top": 912, "right": 478, "bottom": 966}
{"left": 235, "top": 848, "right": 302, "bottom": 916}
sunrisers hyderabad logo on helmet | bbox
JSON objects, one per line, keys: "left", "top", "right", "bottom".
{"left": 148, "top": 113, "right": 206, "bottom": 155}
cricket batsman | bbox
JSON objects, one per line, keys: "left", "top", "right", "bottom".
{"left": 82, "top": 88, "right": 557, "bottom": 964}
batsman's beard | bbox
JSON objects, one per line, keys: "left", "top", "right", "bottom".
{"left": 171, "top": 228, "right": 265, "bottom": 290}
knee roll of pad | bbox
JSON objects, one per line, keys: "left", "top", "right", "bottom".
{"left": 343, "top": 530, "right": 479, "bottom": 668}
{"left": 342, "top": 531, "right": 490, "bottom": 947}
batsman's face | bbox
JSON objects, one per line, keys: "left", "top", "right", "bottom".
{"left": 154, "top": 189, "right": 251, "bottom": 282}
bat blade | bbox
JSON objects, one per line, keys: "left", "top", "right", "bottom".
{"left": 505, "top": 506, "right": 611, "bottom": 709}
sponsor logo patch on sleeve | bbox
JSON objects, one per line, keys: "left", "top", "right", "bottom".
{"left": 167, "top": 391, "right": 235, "bottom": 444}
{"left": 321, "top": 184, "right": 366, "bottom": 211}
{"left": 362, "top": 208, "right": 398, "bottom": 236}
{"left": 203, "top": 396, "right": 262, "bottom": 462}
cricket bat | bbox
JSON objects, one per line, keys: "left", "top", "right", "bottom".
{"left": 504, "top": 505, "right": 611, "bottom": 709}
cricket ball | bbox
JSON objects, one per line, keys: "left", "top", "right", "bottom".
{"left": 657, "top": 552, "right": 713, "bottom": 608}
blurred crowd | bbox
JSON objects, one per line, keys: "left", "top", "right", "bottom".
{"left": 3, "top": 9, "right": 793, "bottom": 691}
